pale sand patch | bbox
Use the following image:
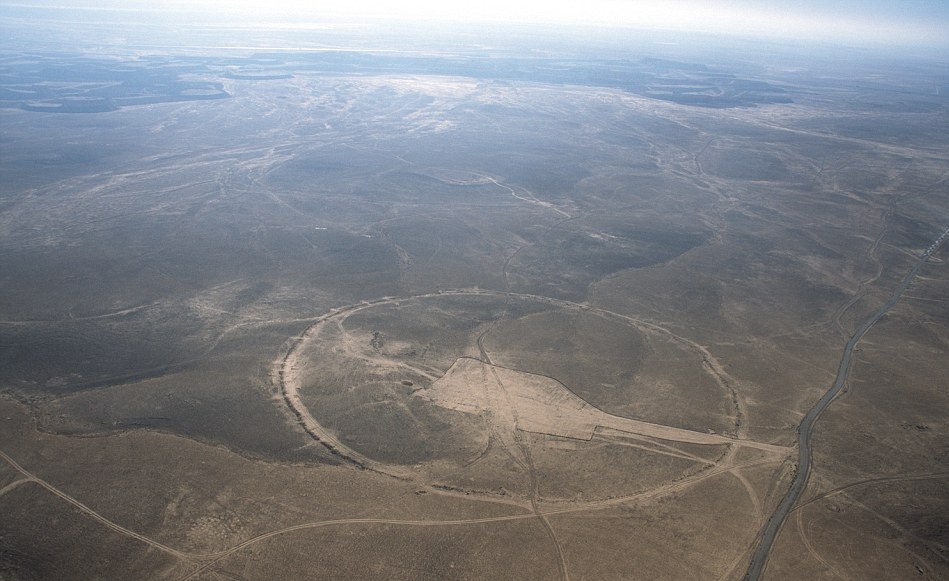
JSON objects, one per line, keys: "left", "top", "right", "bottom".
{"left": 418, "top": 357, "right": 789, "bottom": 454}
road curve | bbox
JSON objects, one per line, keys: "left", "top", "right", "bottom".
{"left": 176, "top": 456, "right": 780, "bottom": 581}
{"left": 744, "top": 225, "right": 949, "bottom": 581}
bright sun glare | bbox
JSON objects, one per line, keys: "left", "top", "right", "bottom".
{"left": 9, "top": 0, "right": 945, "bottom": 46}
{"left": 149, "top": 0, "right": 934, "bottom": 45}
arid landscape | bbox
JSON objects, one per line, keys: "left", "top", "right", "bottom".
{"left": 1, "top": 14, "right": 948, "bottom": 580}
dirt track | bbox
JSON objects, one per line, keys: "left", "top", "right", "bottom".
{"left": 274, "top": 288, "right": 791, "bottom": 479}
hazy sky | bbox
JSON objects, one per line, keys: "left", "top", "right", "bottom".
{"left": 4, "top": 1, "right": 948, "bottom": 46}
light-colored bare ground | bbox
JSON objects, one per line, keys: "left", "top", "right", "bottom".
{"left": 274, "top": 289, "right": 791, "bottom": 482}
{"left": 418, "top": 357, "right": 789, "bottom": 452}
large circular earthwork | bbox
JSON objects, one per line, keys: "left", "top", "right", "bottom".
{"left": 284, "top": 290, "right": 737, "bottom": 500}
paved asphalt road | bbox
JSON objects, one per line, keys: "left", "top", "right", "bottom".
{"left": 744, "top": 226, "right": 949, "bottom": 581}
